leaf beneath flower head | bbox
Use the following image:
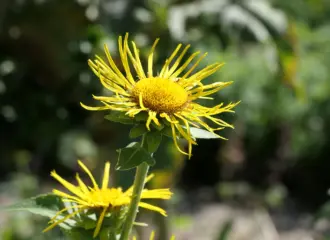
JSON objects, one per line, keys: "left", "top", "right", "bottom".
{"left": 129, "top": 124, "right": 148, "bottom": 139}
{"left": 161, "top": 126, "right": 173, "bottom": 138}
{"left": 151, "top": 121, "right": 164, "bottom": 131}
{"left": 104, "top": 111, "right": 135, "bottom": 125}
{"left": 134, "top": 112, "right": 148, "bottom": 122}
{"left": 116, "top": 142, "right": 155, "bottom": 171}
{"left": 145, "top": 131, "right": 162, "bottom": 153}
{"left": 1, "top": 194, "right": 73, "bottom": 229}
{"left": 2, "top": 194, "right": 62, "bottom": 217}
{"left": 189, "top": 127, "right": 221, "bottom": 139}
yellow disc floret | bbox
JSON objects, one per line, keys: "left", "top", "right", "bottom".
{"left": 132, "top": 77, "right": 188, "bottom": 113}
{"left": 86, "top": 188, "right": 130, "bottom": 206}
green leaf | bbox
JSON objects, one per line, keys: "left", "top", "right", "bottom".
{"left": 104, "top": 111, "right": 134, "bottom": 125}
{"left": 189, "top": 127, "right": 220, "bottom": 139}
{"left": 2, "top": 194, "right": 63, "bottom": 218}
{"left": 134, "top": 112, "right": 148, "bottom": 122}
{"left": 116, "top": 142, "right": 155, "bottom": 170}
{"left": 145, "top": 131, "right": 162, "bottom": 153}
{"left": 151, "top": 121, "right": 164, "bottom": 131}
{"left": 161, "top": 126, "right": 173, "bottom": 138}
{"left": 77, "top": 215, "right": 97, "bottom": 230}
{"left": 1, "top": 194, "right": 77, "bottom": 230}
{"left": 129, "top": 124, "right": 148, "bottom": 139}
{"left": 162, "top": 118, "right": 171, "bottom": 126}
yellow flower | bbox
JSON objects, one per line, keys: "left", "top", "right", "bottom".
{"left": 43, "top": 160, "right": 172, "bottom": 237}
{"left": 81, "top": 33, "right": 239, "bottom": 158}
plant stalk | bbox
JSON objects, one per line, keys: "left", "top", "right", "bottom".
{"left": 120, "top": 135, "right": 150, "bottom": 240}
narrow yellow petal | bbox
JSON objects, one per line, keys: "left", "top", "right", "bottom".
{"left": 183, "top": 63, "right": 224, "bottom": 87}
{"left": 93, "top": 207, "right": 107, "bottom": 238}
{"left": 159, "top": 44, "right": 182, "bottom": 77}
{"left": 43, "top": 208, "right": 85, "bottom": 233}
{"left": 149, "top": 231, "right": 155, "bottom": 240}
{"left": 77, "top": 160, "right": 99, "bottom": 190}
{"left": 165, "top": 44, "right": 190, "bottom": 78}
{"left": 173, "top": 116, "right": 197, "bottom": 145}
{"left": 52, "top": 189, "right": 88, "bottom": 205}
{"left": 118, "top": 33, "right": 135, "bottom": 85}
{"left": 171, "top": 51, "right": 201, "bottom": 79}
{"left": 170, "top": 122, "right": 190, "bottom": 157}
{"left": 141, "top": 189, "right": 173, "bottom": 199}
{"left": 102, "top": 162, "right": 111, "bottom": 190}
{"left": 148, "top": 38, "right": 160, "bottom": 77}
{"left": 103, "top": 44, "right": 133, "bottom": 88}
{"left": 173, "top": 114, "right": 197, "bottom": 157}
{"left": 139, "top": 93, "right": 147, "bottom": 110}
{"left": 61, "top": 198, "right": 90, "bottom": 206}
{"left": 148, "top": 111, "right": 160, "bottom": 127}
{"left": 76, "top": 174, "right": 89, "bottom": 194}
{"left": 50, "top": 171, "right": 84, "bottom": 198}
{"left": 146, "top": 112, "right": 153, "bottom": 131}
{"left": 80, "top": 102, "right": 111, "bottom": 111}
{"left": 49, "top": 205, "right": 85, "bottom": 222}
{"left": 145, "top": 174, "right": 155, "bottom": 183}
{"left": 91, "top": 57, "right": 132, "bottom": 93}
{"left": 133, "top": 222, "right": 148, "bottom": 227}
{"left": 131, "top": 41, "right": 147, "bottom": 79}
{"left": 138, "top": 202, "right": 167, "bottom": 216}
{"left": 159, "top": 113, "right": 179, "bottom": 124}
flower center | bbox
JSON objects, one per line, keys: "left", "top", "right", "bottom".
{"left": 86, "top": 188, "right": 130, "bottom": 207}
{"left": 132, "top": 77, "right": 188, "bottom": 113}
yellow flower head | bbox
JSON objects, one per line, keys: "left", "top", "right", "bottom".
{"left": 82, "top": 33, "right": 239, "bottom": 158}
{"left": 43, "top": 160, "right": 172, "bottom": 237}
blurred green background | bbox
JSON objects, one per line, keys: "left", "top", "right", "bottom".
{"left": 1, "top": 0, "right": 330, "bottom": 239}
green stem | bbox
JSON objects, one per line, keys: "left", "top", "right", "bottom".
{"left": 120, "top": 135, "right": 150, "bottom": 240}
{"left": 99, "top": 227, "right": 117, "bottom": 240}
{"left": 108, "top": 231, "right": 117, "bottom": 240}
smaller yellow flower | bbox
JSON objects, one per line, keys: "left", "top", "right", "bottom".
{"left": 43, "top": 160, "right": 172, "bottom": 237}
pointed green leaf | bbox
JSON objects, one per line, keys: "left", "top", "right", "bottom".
{"left": 104, "top": 111, "right": 134, "bottom": 125}
{"left": 1, "top": 194, "right": 78, "bottom": 230}
{"left": 162, "top": 118, "right": 171, "bottom": 126}
{"left": 2, "top": 194, "right": 63, "bottom": 218}
{"left": 161, "top": 126, "right": 173, "bottom": 138}
{"left": 189, "top": 127, "right": 220, "bottom": 139}
{"left": 145, "top": 131, "right": 162, "bottom": 153}
{"left": 116, "top": 142, "right": 155, "bottom": 171}
{"left": 77, "top": 214, "right": 97, "bottom": 230}
{"left": 152, "top": 123, "right": 164, "bottom": 131}
{"left": 129, "top": 124, "right": 148, "bottom": 139}
{"left": 134, "top": 112, "right": 148, "bottom": 122}
{"left": 151, "top": 121, "right": 164, "bottom": 131}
